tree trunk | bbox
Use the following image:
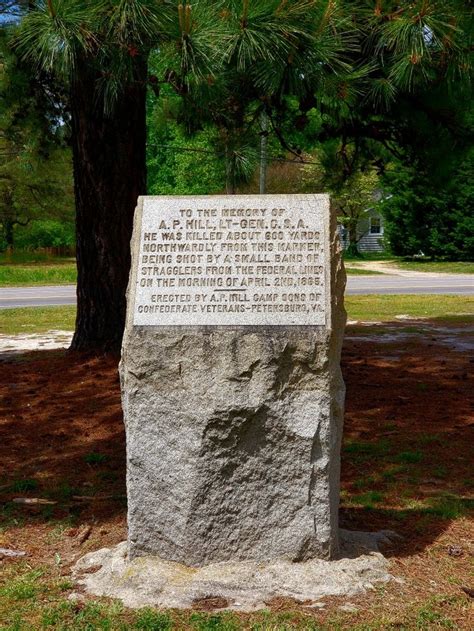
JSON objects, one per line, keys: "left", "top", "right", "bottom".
{"left": 4, "top": 218, "right": 14, "bottom": 250}
{"left": 70, "top": 56, "right": 147, "bottom": 352}
{"left": 346, "top": 219, "right": 360, "bottom": 257}
{"left": 259, "top": 111, "right": 268, "bottom": 194}
{"left": 225, "top": 140, "right": 236, "bottom": 194}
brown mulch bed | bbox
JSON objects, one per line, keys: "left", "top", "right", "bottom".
{"left": 0, "top": 322, "right": 472, "bottom": 627}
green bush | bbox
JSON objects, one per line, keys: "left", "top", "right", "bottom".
{"left": 13, "top": 220, "right": 75, "bottom": 250}
{"left": 382, "top": 154, "right": 474, "bottom": 261}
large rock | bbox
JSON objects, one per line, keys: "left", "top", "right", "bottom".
{"left": 120, "top": 194, "right": 346, "bottom": 566}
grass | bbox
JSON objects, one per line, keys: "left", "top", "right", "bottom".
{"left": 396, "top": 451, "right": 423, "bottom": 464}
{"left": 0, "top": 252, "right": 73, "bottom": 264}
{"left": 342, "top": 251, "right": 474, "bottom": 274}
{"left": 1, "top": 326, "right": 472, "bottom": 630}
{"left": 345, "top": 268, "right": 384, "bottom": 276}
{"left": 1, "top": 296, "right": 473, "bottom": 335}
{"left": 0, "top": 252, "right": 76, "bottom": 287}
{"left": 0, "top": 263, "right": 76, "bottom": 287}
{"left": 345, "top": 294, "right": 474, "bottom": 321}
{"left": 9, "top": 479, "right": 39, "bottom": 492}
{"left": 1, "top": 253, "right": 470, "bottom": 290}
{"left": 341, "top": 432, "right": 474, "bottom": 520}
{"left": 84, "top": 452, "right": 107, "bottom": 465}
{"left": 394, "top": 260, "right": 474, "bottom": 274}
{"left": 0, "top": 571, "right": 466, "bottom": 631}
{"left": 0, "top": 306, "right": 76, "bottom": 335}
{"left": 343, "top": 252, "right": 394, "bottom": 262}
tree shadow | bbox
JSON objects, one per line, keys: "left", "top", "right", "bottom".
{"left": 0, "top": 350, "right": 125, "bottom": 526}
{"left": 0, "top": 320, "right": 472, "bottom": 556}
{"left": 340, "top": 321, "right": 473, "bottom": 558}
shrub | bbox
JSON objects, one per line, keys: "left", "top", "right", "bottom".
{"left": 14, "top": 220, "right": 75, "bottom": 250}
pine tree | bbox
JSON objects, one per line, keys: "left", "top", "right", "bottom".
{"left": 12, "top": 1, "right": 172, "bottom": 351}
{"left": 9, "top": 1, "right": 472, "bottom": 350}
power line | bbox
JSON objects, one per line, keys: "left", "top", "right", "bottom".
{"left": 148, "top": 143, "right": 321, "bottom": 166}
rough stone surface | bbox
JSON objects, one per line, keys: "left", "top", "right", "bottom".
{"left": 120, "top": 194, "right": 346, "bottom": 566}
{"left": 72, "top": 530, "right": 396, "bottom": 611}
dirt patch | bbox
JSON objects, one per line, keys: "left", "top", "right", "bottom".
{"left": 0, "top": 322, "right": 473, "bottom": 627}
{"left": 192, "top": 595, "right": 232, "bottom": 611}
{"left": 0, "top": 351, "right": 126, "bottom": 567}
{"left": 345, "top": 261, "right": 446, "bottom": 277}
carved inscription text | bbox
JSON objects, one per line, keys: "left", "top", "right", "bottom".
{"left": 133, "top": 195, "right": 330, "bottom": 326}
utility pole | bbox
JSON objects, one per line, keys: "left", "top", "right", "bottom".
{"left": 259, "top": 111, "right": 268, "bottom": 194}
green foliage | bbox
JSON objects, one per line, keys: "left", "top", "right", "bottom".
{"left": 424, "top": 494, "right": 473, "bottom": 519}
{"left": 12, "top": 219, "right": 74, "bottom": 250}
{"left": 344, "top": 439, "right": 390, "bottom": 459}
{"left": 344, "top": 295, "right": 474, "bottom": 322}
{"left": 0, "top": 569, "right": 44, "bottom": 601}
{"left": 187, "top": 612, "right": 240, "bottom": 631}
{"left": 14, "top": 1, "right": 98, "bottom": 77}
{"left": 382, "top": 151, "right": 474, "bottom": 260}
{"left": 352, "top": 491, "right": 385, "bottom": 509}
{"left": 0, "top": 305, "right": 76, "bottom": 335}
{"left": 10, "top": 478, "right": 38, "bottom": 492}
{"left": 147, "top": 95, "right": 226, "bottom": 195}
{"left": 5, "top": 0, "right": 474, "bottom": 267}
{"left": 133, "top": 608, "right": 173, "bottom": 630}
{"left": 1, "top": 297, "right": 473, "bottom": 336}
{"left": 0, "top": 27, "right": 74, "bottom": 251}
{"left": 396, "top": 451, "right": 423, "bottom": 464}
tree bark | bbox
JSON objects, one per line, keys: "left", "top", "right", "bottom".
{"left": 3, "top": 218, "right": 14, "bottom": 249}
{"left": 259, "top": 111, "right": 268, "bottom": 195}
{"left": 224, "top": 139, "right": 236, "bottom": 195}
{"left": 70, "top": 56, "right": 147, "bottom": 352}
{"left": 346, "top": 219, "right": 360, "bottom": 257}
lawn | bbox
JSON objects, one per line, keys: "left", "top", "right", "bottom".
{"left": 343, "top": 256, "right": 474, "bottom": 275}
{"left": 0, "top": 306, "right": 76, "bottom": 335}
{"left": 345, "top": 294, "right": 474, "bottom": 322}
{"left": 394, "top": 260, "right": 474, "bottom": 274}
{"left": 345, "top": 267, "right": 384, "bottom": 275}
{"left": 1, "top": 254, "right": 471, "bottom": 287}
{"left": 1, "top": 296, "right": 473, "bottom": 335}
{"left": 0, "top": 262, "right": 381, "bottom": 285}
{"left": 0, "top": 254, "right": 77, "bottom": 287}
{"left": 0, "top": 321, "right": 472, "bottom": 629}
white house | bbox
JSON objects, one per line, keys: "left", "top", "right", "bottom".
{"left": 339, "top": 207, "right": 385, "bottom": 253}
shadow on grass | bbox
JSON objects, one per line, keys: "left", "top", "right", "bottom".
{"left": 341, "top": 320, "right": 473, "bottom": 557}
{"left": 1, "top": 320, "right": 473, "bottom": 559}
{"left": 0, "top": 350, "right": 125, "bottom": 527}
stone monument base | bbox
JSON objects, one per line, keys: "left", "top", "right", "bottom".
{"left": 72, "top": 530, "right": 399, "bottom": 612}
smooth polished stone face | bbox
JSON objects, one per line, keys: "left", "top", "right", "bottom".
{"left": 131, "top": 195, "right": 330, "bottom": 327}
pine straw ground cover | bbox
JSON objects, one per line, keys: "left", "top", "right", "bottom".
{"left": 0, "top": 320, "right": 473, "bottom": 630}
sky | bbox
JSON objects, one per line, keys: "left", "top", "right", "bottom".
{"left": 0, "top": 2, "right": 21, "bottom": 24}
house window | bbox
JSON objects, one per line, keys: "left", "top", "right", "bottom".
{"left": 370, "top": 217, "right": 381, "bottom": 234}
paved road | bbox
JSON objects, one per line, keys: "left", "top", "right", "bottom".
{"left": 0, "top": 285, "right": 77, "bottom": 309}
{"left": 346, "top": 274, "right": 473, "bottom": 296}
{"left": 1, "top": 274, "right": 473, "bottom": 309}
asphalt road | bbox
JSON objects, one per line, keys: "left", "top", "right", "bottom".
{"left": 0, "top": 285, "right": 77, "bottom": 309}
{"left": 1, "top": 274, "right": 473, "bottom": 309}
{"left": 346, "top": 274, "right": 474, "bottom": 296}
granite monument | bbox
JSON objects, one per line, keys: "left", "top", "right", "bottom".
{"left": 120, "top": 194, "right": 346, "bottom": 567}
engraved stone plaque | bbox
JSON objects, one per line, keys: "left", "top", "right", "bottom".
{"left": 131, "top": 195, "right": 330, "bottom": 326}
{"left": 122, "top": 193, "right": 346, "bottom": 567}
